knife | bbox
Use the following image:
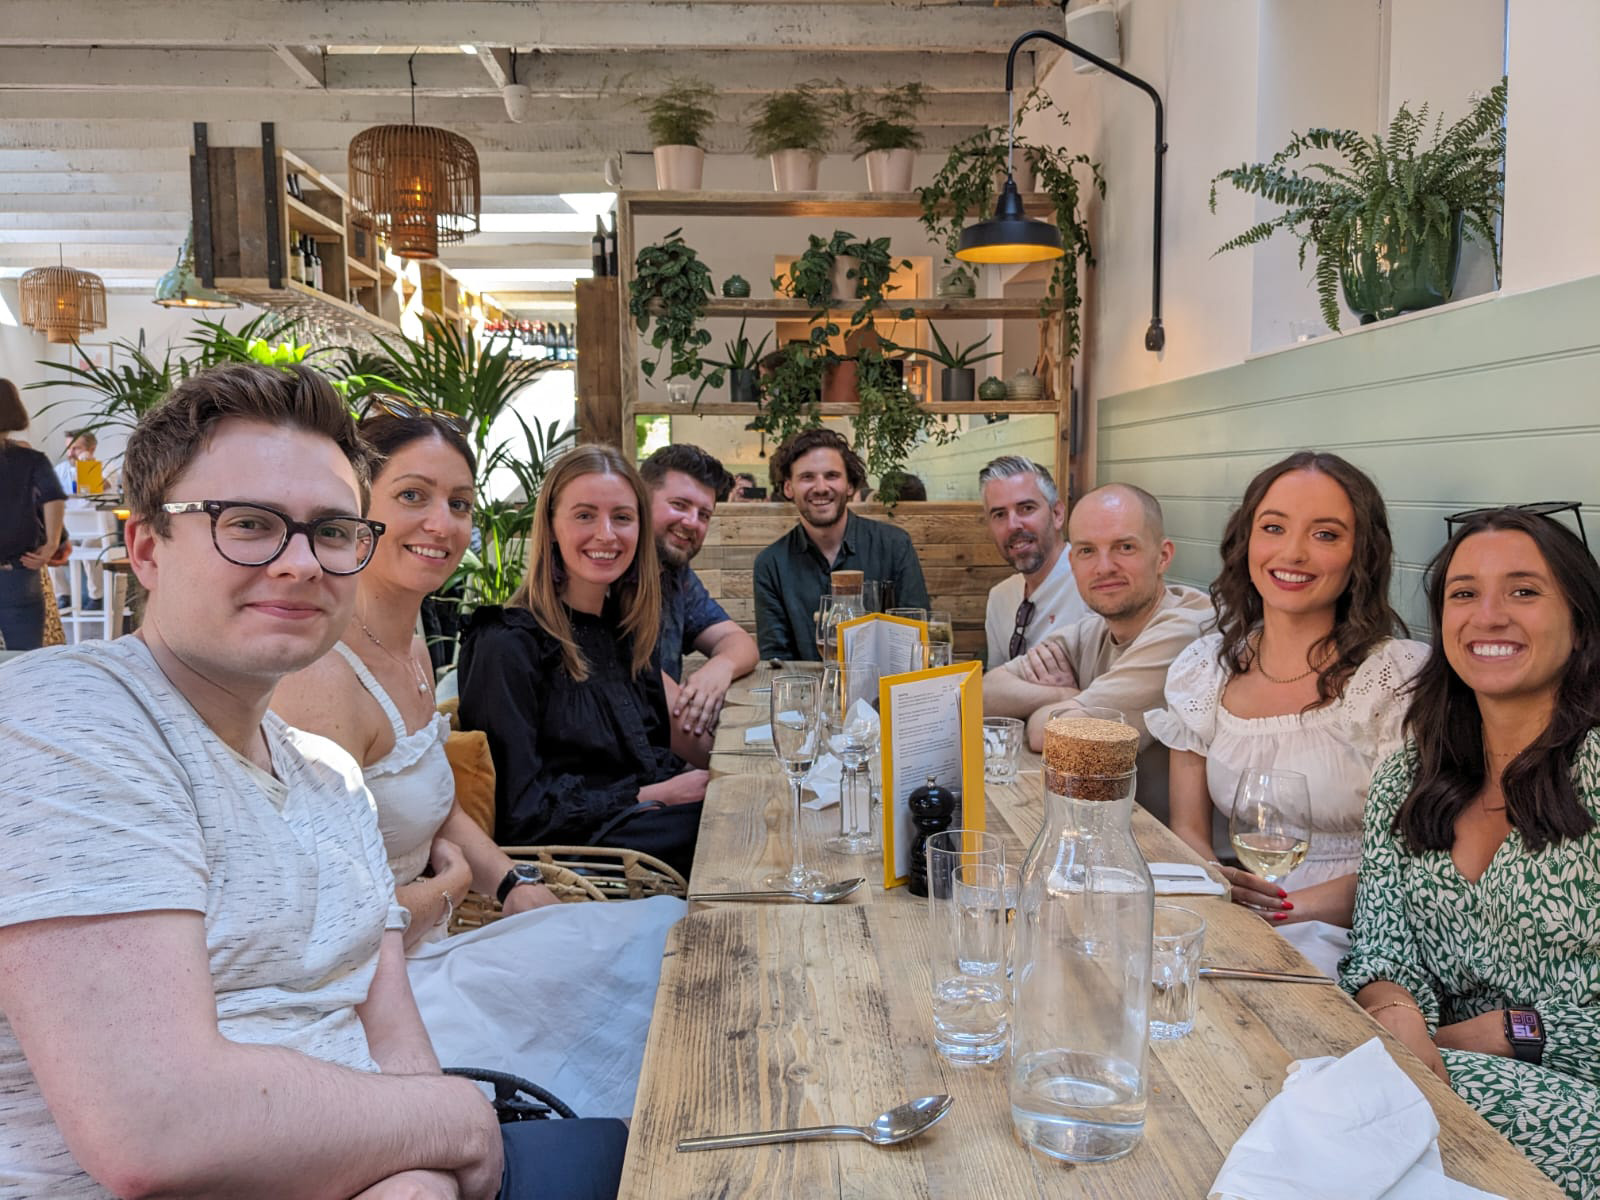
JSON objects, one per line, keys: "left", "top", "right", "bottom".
{"left": 1199, "top": 966, "right": 1334, "bottom": 985}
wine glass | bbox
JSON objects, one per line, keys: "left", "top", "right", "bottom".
{"left": 1228, "top": 769, "right": 1313, "bottom": 885}
{"left": 927, "top": 609, "right": 954, "bottom": 652}
{"left": 813, "top": 594, "right": 838, "bottom": 663}
{"left": 821, "top": 661, "right": 881, "bottom": 854}
{"left": 767, "top": 674, "right": 825, "bottom": 891}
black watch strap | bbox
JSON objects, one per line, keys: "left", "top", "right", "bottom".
{"left": 1503, "top": 1005, "right": 1546, "bottom": 1065}
{"left": 496, "top": 863, "right": 543, "bottom": 905}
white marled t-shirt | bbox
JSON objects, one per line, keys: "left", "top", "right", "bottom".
{"left": 0, "top": 638, "right": 405, "bottom": 1198}
{"left": 984, "top": 549, "right": 1089, "bottom": 668}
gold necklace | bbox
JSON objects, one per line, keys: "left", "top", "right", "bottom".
{"left": 1252, "top": 633, "right": 1335, "bottom": 684}
{"left": 357, "top": 617, "right": 431, "bottom": 695}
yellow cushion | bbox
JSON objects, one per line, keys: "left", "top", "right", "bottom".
{"left": 444, "top": 729, "right": 496, "bottom": 838}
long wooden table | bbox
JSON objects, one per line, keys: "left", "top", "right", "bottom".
{"left": 618, "top": 670, "right": 1560, "bottom": 1198}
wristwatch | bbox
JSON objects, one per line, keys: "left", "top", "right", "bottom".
{"left": 1503, "top": 1005, "right": 1545, "bottom": 1065}
{"left": 496, "top": 862, "right": 545, "bottom": 905}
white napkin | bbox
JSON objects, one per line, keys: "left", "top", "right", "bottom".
{"left": 1209, "top": 1037, "right": 1506, "bottom": 1200}
{"left": 800, "top": 699, "right": 879, "bottom": 809}
{"left": 1149, "top": 861, "right": 1227, "bottom": 896}
{"left": 744, "top": 723, "right": 771, "bottom": 745}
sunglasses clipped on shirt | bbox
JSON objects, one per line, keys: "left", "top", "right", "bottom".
{"left": 1009, "top": 598, "right": 1036, "bottom": 660}
{"left": 1444, "top": 500, "right": 1588, "bottom": 550}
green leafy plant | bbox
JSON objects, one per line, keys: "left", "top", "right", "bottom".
{"left": 627, "top": 228, "right": 715, "bottom": 388}
{"left": 702, "top": 318, "right": 772, "bottom": 373}
{"left": 775, "top": 230, "right": 912, "bottom": 337}
{"left": 890, "top": 322, "right": 1002, "bottom": 371}
{"left": 839, "top": 83, "right": 927, "bottom": 157}
{"left": 1209, "top": 78, "right": 1507, "bottom": 331}
{"left": 749, "top": 342, "right": 825, "bottom": 443}
{"left": 642, "top": 78, "right": 717, "bottom": 148}
{"left": 852, "top": 351, "right": 954, "bottom": 506}
{"left": 747, "top": 81, "right": 834, "bottom": 157}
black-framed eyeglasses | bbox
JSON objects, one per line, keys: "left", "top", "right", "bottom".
{"left": 1009, "top": 598, "right": 1036, "bottom": 660}
{"left": 1444, "top": 501, "right": 1587, "bottom": 549}
{"left": 359, "top": 394, "right": 470, "bottom": 435}
{"left": 161, "top": 500, "right": 385, "bottom": 575}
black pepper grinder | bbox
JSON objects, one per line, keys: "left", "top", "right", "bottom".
{"left": 907, "top": 775, "right": 957, "bottom": 897}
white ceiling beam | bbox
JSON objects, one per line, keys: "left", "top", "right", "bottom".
{"left": 0, "top": 229, "right": 183, "bottom": 245}
{"left": 5, "top": 172, "right": 183, "bottom": 195}
{"left": 0, "top": 244, "right": 172, "bottom": 268}
{"left": 0, "top": 48, "right": 1023, "bottom": 96}
{"left": 0, "top": 212, "right": 188, "bottom": 232}
{"left": 0, "top": 193, "right": 188, "bottom": 213}
{"left": 0, "top": 1, "right": 1049, "bottom": 52}
{"left": 272, "top": 45, "right": 327, "bottom": 89}
{"left": 475, "top": 47, "right": 513, "bottom": 89}
{"left": 0, "top": 148, "right": 189, "bottom": 173}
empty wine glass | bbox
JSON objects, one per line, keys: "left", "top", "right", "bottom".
{"left": 821, "top": 661, "right": 880, "bottom": 854}
{"left": 1228, "top": 769, "right": 1313, "bottom": 885}
{"left": 767, "top": 674, "right": 825, "bottom": 891}
{"left": 813, "top": 594, "right": 838, "bottom": 663}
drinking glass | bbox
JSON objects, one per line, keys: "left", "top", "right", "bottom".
{"left": 1149, "top": 905, "right": 1206, "bottom": 1040}
{"left": 925, "top": 828, "right": 1004, "bottom": 902}
{"left": 860, "top": 579, "right": 883, "bottom": 613}
{"left": 1228, "top": 769, "right": 1313, "bottom": 885}
{"left": 931, "top": 862, "right": 1010, "bottom": 1064}
{"left": 887, "top": 606, "right": 928, "bottom": 624}
{"left": 766, "top": 674, "right": 824, "bottom": 891}
{"left": 983, "top": 716, "right": 1023, "bottom": 783}
{"left": 1000, "top": 862, "right": 1021, "bottom": 979}
{"left": 821, "top": 661, "right": 881, "bottom": 854}
{"left": 813, "top": 594, "right": 838, "bottom": 663}
{"left": 927, "top": 609, "right": 954, "bottom": 651}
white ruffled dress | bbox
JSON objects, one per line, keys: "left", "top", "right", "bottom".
{"left": 1144, "top": 633, "right": 1428, "bottom": 977}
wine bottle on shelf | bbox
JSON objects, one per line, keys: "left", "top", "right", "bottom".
{"left": 286, "top": 235, "right": 303, "bottom": 285}
{"left": 604, "top": 216, "right": 618, "bottom": 277}
{"left": 591, "top": 217, "right": 607, "bottom": 277}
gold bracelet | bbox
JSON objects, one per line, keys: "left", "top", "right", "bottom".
{"left": 1366, "top": 999, "right": 1424, "bottom": 1020}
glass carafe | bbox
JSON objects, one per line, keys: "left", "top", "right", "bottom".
{"left": 1010, "top": 764, "right": 1153, "bottom": 1162}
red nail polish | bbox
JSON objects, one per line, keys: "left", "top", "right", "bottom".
{"left": 1272, "top": 913, "right": 1288, "bottom": 921}
{"left": 1281, "top": 901, "right": 1294, "bottom": 911}
{"left": 1278, "top": 889, "right": 1289, "bottom": 899}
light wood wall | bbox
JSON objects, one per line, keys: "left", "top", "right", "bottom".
{"left": 695, "top": 501, "right": 1011, "bottom": 661}
{"left": 1095, "top": 275, "right": 1600, "bottom": 637}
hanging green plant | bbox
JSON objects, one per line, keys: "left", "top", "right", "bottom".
{"left": 749, "top": 342, "right": 825, "bottom": 443}
{"left": 1209, "top": 78, "right": 1506, "bottom": 331}
{"left": 627, "top": 228, "right": 715, "bottom": 386}
{"left": 774, "top": 229, "right": 913, "bottom": 338}
{"left": 852, "top": 351, "right": 955, "bottom": 506}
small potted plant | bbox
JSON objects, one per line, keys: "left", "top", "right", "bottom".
{"left": 890, "top": 323, "right": 1002, "bottom": 404}
{"left": 748, "top": 81, "right": 833, "bottom": 191}
{"left": 642, "top": 78, "right": 717, "bottom": 190}
{"left": 626, "top": 229, "right": 714, "bottom": 393}
{"left": 839, "top": 82, "right": 927, "bottom": 192}
{"left": 776, "top": 230, "right": 911, "bottom": 331}
{"left": 1209, "top": 78, "right": 1506, "bottom": 331}
{"left": 702, "top": 319, "right": 772, "bottom": 404}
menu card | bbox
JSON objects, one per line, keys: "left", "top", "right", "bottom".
{"left": 835, "top": 611, "right": 926, "bottom": 673}
{"left": 878, "top": 659, "right": 985, "bottom": 889}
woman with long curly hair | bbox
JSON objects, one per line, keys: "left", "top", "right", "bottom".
{"left": 457, "top": 444, "right": 708, "bottom": 880}
{"left": 1146, "top": 451, "right": 1426, "bottom": 976}
{"left": 1341, "top": 508, "right": 1600, "bottom": 1200}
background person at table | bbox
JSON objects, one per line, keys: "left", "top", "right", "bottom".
{"left": 982, "top": 483, "right": 1212, "bottom": 823}
{"left": 1147, "top": 452, "right": 1425, "bottom": 979}
{"left": 752, "top": 427, "right": 929, "bottom": 661}
{"left": 459, "top": 444, "right": 707, "bottom": 881}
{"left": 48, "top": 428, "right": 108, "bottom": 614}
{"left": 640, "top": 443, "right": 758, "bottom": 768}
{"left": 274, "top": 408, "right": 683, "bottom": 1118}
{"left": 979, "top": 455, "right": 1088, "bottom": 668}
{"left": 729, "top": 471, "right": 760, "bottom": 501}
{"left": 0, "top": 363, "right": 628, "bottom": 1199}
{"left": 1341, "top": 507, "right": 1600, "bottom": 1200}
{"left": 0, "top": 377, "right": 65, "bottom": 651}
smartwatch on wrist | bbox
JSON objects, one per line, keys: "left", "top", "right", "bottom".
{"left": 496, "top": 862, "right": 545, "bottom": 905}
{"left": 1503, "top": 1004, "right": 1545, "bottom": 1065}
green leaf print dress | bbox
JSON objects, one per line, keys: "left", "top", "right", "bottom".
{"left": 1340, "top": 732, "right": 1600, "bottom": 1200}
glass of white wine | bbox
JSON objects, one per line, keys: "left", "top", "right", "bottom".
{"left": 1228, "top": 769, "right": 1312, "bottom": 884}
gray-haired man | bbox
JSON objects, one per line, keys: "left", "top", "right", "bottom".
{"left": 979, "top": 456, "right": 1088, "bottom": 666}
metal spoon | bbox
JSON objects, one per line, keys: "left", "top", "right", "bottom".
{"left": 686, "top": 878, "right": 865, "bottom": 904}
{"left": 677, "top": 1094, "right": 953, "bottom": 1152}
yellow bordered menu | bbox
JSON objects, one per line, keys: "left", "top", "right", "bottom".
{"left": 878, "top": 660, "right": 985, "bottom": 889}
{"left": 835, "top": 611, "right": 926, "bottom": 673}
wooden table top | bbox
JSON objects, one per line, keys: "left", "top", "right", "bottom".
{"left": 618, "top": 667, "right": 1559, "bottom": 1198}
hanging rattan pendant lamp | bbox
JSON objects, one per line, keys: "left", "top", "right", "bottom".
{"left": 20, "top": 251, "right": 107, "bottom": 344}
{"left": 348, "top": 52, "right": 480, "bottom": 259}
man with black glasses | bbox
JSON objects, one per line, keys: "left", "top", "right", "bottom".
{"left": 0, "top": 364, "right": 623, "bottom": 1199}
{"left": 978, "top": 456, "right": 1088, "bottom": 668}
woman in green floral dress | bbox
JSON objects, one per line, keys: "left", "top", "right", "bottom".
{"left": 1341, "top": 506, "right": 1600, "bottom": 1200}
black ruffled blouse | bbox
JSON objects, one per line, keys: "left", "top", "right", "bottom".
{"left": 457, "top": 600, "right": 685, "bottom": 846}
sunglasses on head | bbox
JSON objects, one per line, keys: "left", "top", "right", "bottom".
{"left": 359, "top": 395, "right": 470, "bottom": 435}
{"left": 1444, "top": 501, "right": 1587, "bottom": 549}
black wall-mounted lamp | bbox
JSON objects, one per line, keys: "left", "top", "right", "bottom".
{"left": 957, "top": 29, "right": 1168, "bottom": 352}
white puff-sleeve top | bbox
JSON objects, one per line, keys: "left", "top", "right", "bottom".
{"left": 1144, "top": 632, "right": 1429, "bottom": 890}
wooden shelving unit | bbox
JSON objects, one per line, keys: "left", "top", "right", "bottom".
{"left": 630, "top": 398, "right": 1058, "bottom": 418}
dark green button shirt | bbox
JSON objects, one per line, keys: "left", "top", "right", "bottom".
{"left": 752, "top": 511, "right": 930, "bottom": 661}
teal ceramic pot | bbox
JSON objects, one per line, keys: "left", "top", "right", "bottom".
{"left": 1341, "top": 212, "right": 1463, "bottom": 324}
{"left": 722, "top": 274, "right": 751, "bottom": 298}
{"left": 936, "top": 265, "right": 976, "bottom": 299}
{"left": 977, "top": 376, "right": 1008, "bottom": 402}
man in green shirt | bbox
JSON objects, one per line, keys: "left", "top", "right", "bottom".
{"left": 753, "top": 428, "right": 930, "bottom": 661}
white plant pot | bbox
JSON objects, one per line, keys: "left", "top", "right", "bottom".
{"left": 864, "top": 148, "right": 915, "bottom": 192}
{"left": 770, "top": 148, "right": 823, "bottom": 191}
{"left": 653, "top": 145, "right": 705, "bottom": 191}
{"left": 992, "top": 160, "right": 1037, "bottom": 195}
{"left": 831, "top": 255, "right": 860, "bottom": 303}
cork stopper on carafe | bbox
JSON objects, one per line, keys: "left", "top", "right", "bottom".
{"left": 1043, "top": 715, "right": 1139, "bottom": 800}
{"left": 830, "top": 569, "right": 864, "bottom": 592}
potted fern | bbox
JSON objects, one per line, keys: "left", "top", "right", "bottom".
{"left": 840, "top": 82, "right": 927, "bottom": 192}
{"left": 748, "top": 81, "right": 834, "bottom": 191}
{"left": 642, "top": 78, "right": 716, "bottom": 191}
{"left": 1210, "top": 78, "right": 1507, "bottom": 331}
{"left": 890, "top": 323, "right": 1001, "bottom": 405}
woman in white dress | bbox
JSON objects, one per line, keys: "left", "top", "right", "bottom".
{"left": 1146, "top": 451, "right": 1427, "bottom": 977}
{"left": 273, "top": 402, "right": 684, "bottom": 1116}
